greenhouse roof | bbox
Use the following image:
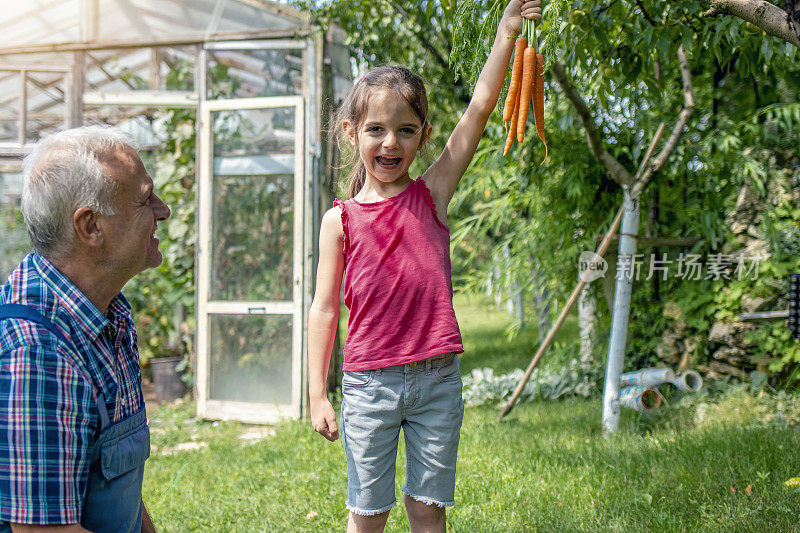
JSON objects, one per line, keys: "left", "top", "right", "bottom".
{"left": 0, "top": 0, "right": 352, "bottom": 174}
{"left": 1, "top": 0, "right": 310, "bottom": 54}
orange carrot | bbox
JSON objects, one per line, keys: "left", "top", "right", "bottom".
{"left": 503, "top": 88, "right": 521, "bottom": 156}
{"left": 516, "top": 47, "right": 536, "bottom": 143}
{"left": 532, "top": 51, "right": 547, "bottom": 161}
{"left": 502, "top": 36, "right": 527, "bottom": 123}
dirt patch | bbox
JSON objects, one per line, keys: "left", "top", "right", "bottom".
{"left": 238, "top": 427, "right": 276, "bottom": 444}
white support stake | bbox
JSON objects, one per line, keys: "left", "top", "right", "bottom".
{"left": 602, "top": 188, "right": 640, "bottom": 434}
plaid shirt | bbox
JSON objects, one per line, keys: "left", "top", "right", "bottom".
{"left": 0, "top": 253, "right": 144, "bottom": 526}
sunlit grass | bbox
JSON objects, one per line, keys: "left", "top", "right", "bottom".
{"left": 143, "top": 296, "right": 800, "bottom": 531}
{"left": 143, "top": 397, "right": 800, "bottom": 532}
{"left": 454, "top": 292, "right": 581, "bottom": 376}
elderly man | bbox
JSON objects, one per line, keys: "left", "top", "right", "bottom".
{"left": 0, "top": 126, "right": 170, "bottom": 532}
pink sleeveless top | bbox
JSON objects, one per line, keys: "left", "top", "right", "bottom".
{"left": 335, "top": 179, "right": 463, "bottom": 370}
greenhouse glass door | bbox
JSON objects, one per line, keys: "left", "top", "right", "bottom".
{"left": 197, "top": 97, "right": 304, "bottom": 423}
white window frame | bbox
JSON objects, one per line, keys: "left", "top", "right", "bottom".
{"left": 196, "top": 96, "right": 304, "bottom": 423}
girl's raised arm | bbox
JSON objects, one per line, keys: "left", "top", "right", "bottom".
{"left": 423, "top": 0, "right": 541, "bottom": 212}
{"left": 308, "top": 206, "right": 345, "bottom": 442}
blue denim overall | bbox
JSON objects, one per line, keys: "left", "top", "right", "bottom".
{"left": 0, "top": 304, "right": 150, "bottom": 533}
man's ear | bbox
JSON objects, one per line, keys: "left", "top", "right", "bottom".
{"left": 72, "top": 207, "right": 103, "bottom": 247}
{"left": 419, "top": 123, "right": 433, "bottom": 149}
{"left": 342, "top": 120, "right": 356, "bottom": 145}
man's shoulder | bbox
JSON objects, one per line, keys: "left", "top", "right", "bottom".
{"left": 2, "top": 256, "right": 62, "bottom": 327}
{"left": 1, "top": 253, "right": 51, "bottom": 305}
{"left": 0, "top": 318, "right": 75, "bottom": 368}
{"left": 0, "top": 257, "right": 86, "bottom": 373}
{"left": 0, "top": 327, "right": 93, "bottom": 393}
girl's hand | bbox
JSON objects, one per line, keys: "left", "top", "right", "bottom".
{"left": 500, "top": 0, "right": 542, "bottom": 38}
{"left": 310, "top": 396, "right": 339, "bottom": 442}
{"left": 423, "top": 0, "right": 541, "bottom": 207}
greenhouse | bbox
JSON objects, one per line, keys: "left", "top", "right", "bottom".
{"left": 0, "top": 0, "right": 351, "bottom": 423}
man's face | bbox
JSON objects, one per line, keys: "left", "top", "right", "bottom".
{"left": 98, "top": 145, "right": 171, "bottom": 279}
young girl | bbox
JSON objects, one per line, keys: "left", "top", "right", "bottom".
{"left": 309, "top": 1, "right": 541, "bottom": 531}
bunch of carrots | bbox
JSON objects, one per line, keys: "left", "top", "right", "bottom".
{"left": 503, "top": 16, "right": 546, "bottom": 160}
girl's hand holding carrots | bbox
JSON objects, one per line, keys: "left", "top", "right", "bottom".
{"left": 425, "top": 0, "right": 542, "bottom": 203}
{"left": 501, "top": 0, "right": 547, "bottom": 159}
{"left": 499, "top": 0, "right": 542, "bottom": 38}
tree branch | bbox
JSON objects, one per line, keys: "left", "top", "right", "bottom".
{"left": 595, "top": 0, "right": 622, "bottom": 16}
{"left": 553, "top": 43, "right": 695, "bottom": 195}
{"left": 551, "top": 62, "right": 635, "bottom": 188}
{"left": 387, "top": 0, "right": 451, "bottom": 71}
{"left": 632, "top": 45, "right": 695, "bottom": 197}
{"left": 698, "top": 0, "right": 800, "bottom": 48}
{"left": 635, "top": 0, "right": 658, "bottom": 26}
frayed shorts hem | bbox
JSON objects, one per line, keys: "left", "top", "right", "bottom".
{"left": 401, "top": 489, "right": 454, "bottom": 508}
{"left": 345, "top": 500, "right": 396, "bottom": 516}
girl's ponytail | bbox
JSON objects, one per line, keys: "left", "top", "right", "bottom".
{"left": 348, "top": 161, "right": 366, "bottom": 199}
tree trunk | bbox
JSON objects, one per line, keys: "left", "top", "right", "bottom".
{"left": 647, "top": 186, "right": 660, "bottom": 302}
{"left": 515, "top": 285, "right": 525, "bottom": 327}
{"left": 529, "top": 262, "right": 550, "bottom": 338}
{"left": 502, "top": 245, "right": 518, "bottom": 320}
{"left": 534, "top": 283, "right": 550, "bottom": 339}
{"left": 492, "top": 256, "right": 503, "bottom": 309}
{"left": 327, "top": 314, "right": 342, "bottom": 393}
{"left": 578, "top": 282, "right": 597, "bottom": 364}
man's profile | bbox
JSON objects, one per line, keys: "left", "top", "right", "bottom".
{"left": 0, "top": 126, "right": 170, "bottom": 533}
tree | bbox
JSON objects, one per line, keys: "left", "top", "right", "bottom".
{"left": 698, "top": 0, "right": 800, "bottom": 48}
{"left": 306, "top": 0, "right": 800, "bottom": 383}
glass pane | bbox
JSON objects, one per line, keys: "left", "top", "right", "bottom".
{"left": 212, "top": 107, "right": 295, "bottom": 156}
{"left": 86, "top": 49, "right": 150, "bottom": 91}
{"left": 26, "top": 72, "right": 66, "bottom": 143}
{"left": 92, "top": 0, "right": 304, "bottom": 43}
{"left": 210, "top": 107, "right": 295, "bottom": 301}
{"left": 207, "top": 49, "right": 303, "bottom": 99}
{"left": 208, "top": 314, "right": 292, "bottom": 404}
{"left": 87, "top": 46, "right": 196, "bottom": 92}
{"left": 84, "top": 107, "right": 165, "bottom": 147}
{"left": 0, "top": 173, "right": 28, "bottom": 280}
{"left": 210, "top": 173, "right": 294, "bottom": 301}
{"left": 218, "top": 2, "right": 301, "bottom": 32}
{"left": 0, "top": 72, "right": 19, "bottom": 144}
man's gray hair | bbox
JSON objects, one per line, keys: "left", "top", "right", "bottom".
{"left": 21, "top": 126, "right": 139, "bottom": 258}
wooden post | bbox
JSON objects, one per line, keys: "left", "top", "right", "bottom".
{"left": 193, "top": 44, "right": 206, "bottom": 409}
{"left": 498, "top": 123, "right": 667, "bottom": 420}
{"left": 69, "top": 53, "right": 85, "bottom": 128}
{"left": 18, "top": 71, "right": 27, "bottom": 145}
{"left": 498, "top": 205, "right": 624, "bottom": 419}
{"left": 149, "top": 48, "right": 162, "bottom": 90}
{"left": 80, "top": 0, "right": 98, "bottom": 43}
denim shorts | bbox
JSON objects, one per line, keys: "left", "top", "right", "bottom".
{"left": 340, "top": 353, "right": 464, "bottom": 516}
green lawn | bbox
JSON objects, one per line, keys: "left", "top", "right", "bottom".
{"left": 143, "top": 297, "right": 800, "bottom": 532}
{"left": 454, "top": 292, "right": 580, "bottom": 376}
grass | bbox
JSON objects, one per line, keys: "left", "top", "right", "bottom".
{"left": 453, "top": 292, "right": 580, "bottom": 376}
{"left": 143, "top": 296, "right": 800, "bottom": 532}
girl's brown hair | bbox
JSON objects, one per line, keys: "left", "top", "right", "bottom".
{"left": 335, "top": 65, "right": 430, "bottom": 198}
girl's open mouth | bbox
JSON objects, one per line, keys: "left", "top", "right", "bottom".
{"left": 376, "top": 155, "right": 402, "bottom": 168}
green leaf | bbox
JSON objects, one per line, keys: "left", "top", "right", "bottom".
{"left": 761, "top": 38, "right": 774, "bottom": 62}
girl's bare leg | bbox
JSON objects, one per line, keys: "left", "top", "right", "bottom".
{"left": 348, "top": 510, "right": 390, "bottom": 533}
{"left": 404, "top": 494, "right": 446, "bottom": 533}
